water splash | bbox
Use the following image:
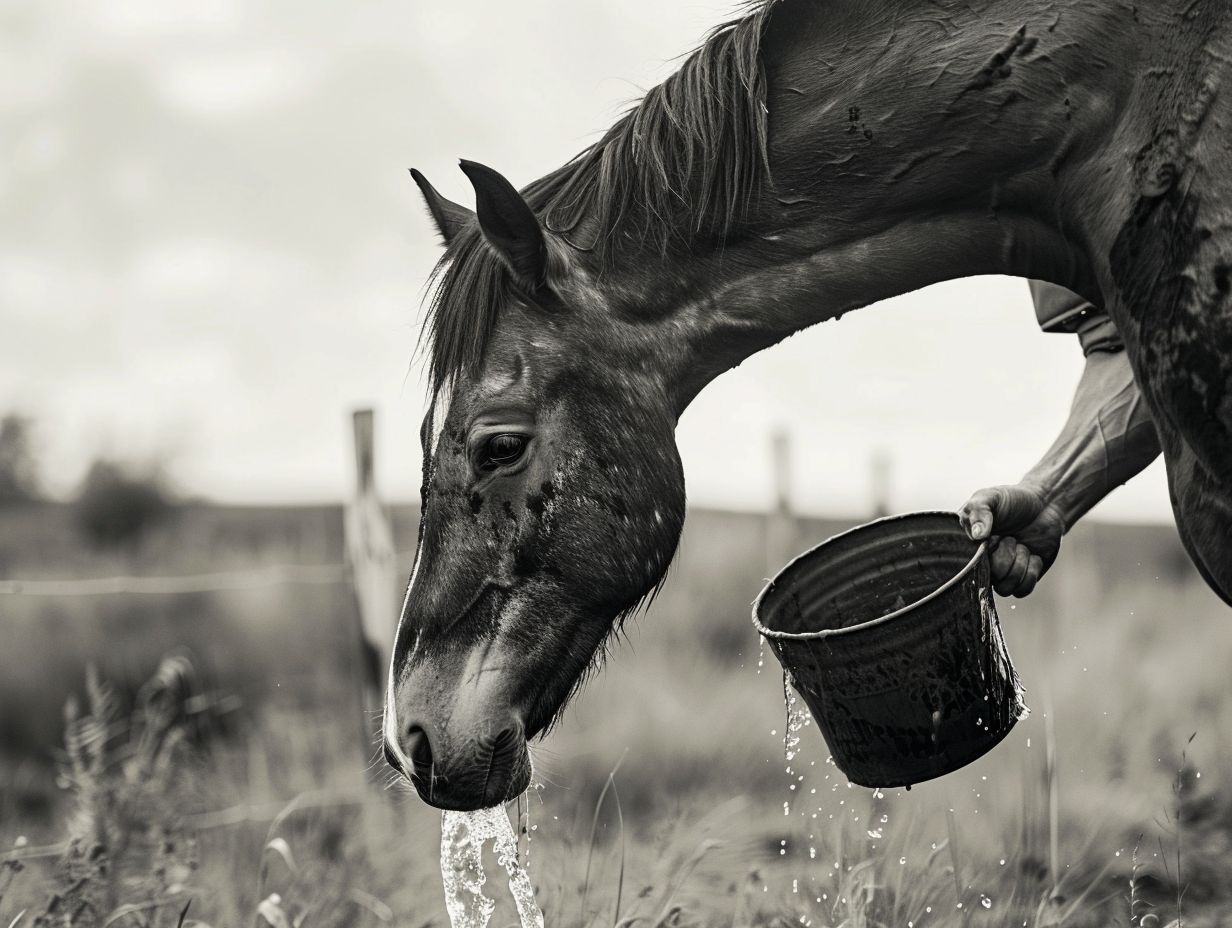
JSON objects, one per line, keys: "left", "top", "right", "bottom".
{"left": 441, "top": 805, "right": 545, "bottom": 928}
{"left": 783, "top": 672, "right": 809, "bottom": 763}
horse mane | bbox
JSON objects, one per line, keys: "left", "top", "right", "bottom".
{"left": 422, "top": 1, "right": 776, "bottom": 395}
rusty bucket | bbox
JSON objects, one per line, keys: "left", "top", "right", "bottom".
{"left": 752, "top": 511, "right": 1027, "bottom": 789}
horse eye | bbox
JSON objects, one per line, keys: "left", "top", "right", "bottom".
{"left": 481, "top": 433, "right": 528, "bottom": 471}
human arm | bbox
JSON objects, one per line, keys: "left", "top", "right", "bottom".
{"left": 958, "top": 346, "right": 1162, "bottom": 596}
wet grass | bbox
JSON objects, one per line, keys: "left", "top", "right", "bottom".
{"left": 0, "top": 502, "right": 1229, "bottom": 925}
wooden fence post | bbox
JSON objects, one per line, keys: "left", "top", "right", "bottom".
{"left": 344, "top": 409, "right": 398, "bottom": 699}
{"left": 765, "top": 428, "right": 799, "bottom": 576}
{"left": 870, "top": 447, "right": 892, "bottom": 518}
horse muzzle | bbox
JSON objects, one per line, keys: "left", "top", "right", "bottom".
{"left": 385, "top": 717, "right": 530, "bottom": 810}
{"left": 384, "top": 650, "right": 533, "bottom": 810}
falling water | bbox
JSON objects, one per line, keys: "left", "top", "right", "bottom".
{"left": 441, "top": 805, "right": 545, "bottom": 928}
{"left": 782, "top": 672, "right": 809, "bottom": 763}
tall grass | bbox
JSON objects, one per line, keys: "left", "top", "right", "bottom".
{"left": 1, "top": 503, "right": 1229, "bottom": 924}
{"left": 0, "top": 658, "right": 1219, "bottom": 926}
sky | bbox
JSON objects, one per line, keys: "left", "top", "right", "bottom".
{"left": 0, "top": 0, "right": 1173, "bottom": 522}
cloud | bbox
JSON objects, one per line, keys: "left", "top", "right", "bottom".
{"left": 156, "top": 49, "right": 327, "bottom": 117}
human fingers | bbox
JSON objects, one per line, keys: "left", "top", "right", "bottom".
{"left": 959, "top": 487, "right": 1002, "bottom": 541}
{"left": 994, "top": 543, "right": 1032, "bottom": 597}
{"left": 1011, "top": 554, "right": 1045, "bottom": 598}
{"left": 988, "top": 535, "right": 1018, "bottom": 582}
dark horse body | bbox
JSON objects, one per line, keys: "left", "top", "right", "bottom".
{"left": 385, "top": 0, "right": 1232, "bottom": 809}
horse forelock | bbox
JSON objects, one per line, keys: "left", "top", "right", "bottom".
{"left": 421, "top": 226, "right": 510, "bottom": 399}
{"left": 419, "top": 0, "right": 776, "bottom": 398}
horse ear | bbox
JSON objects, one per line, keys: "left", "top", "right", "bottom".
{"left": 410, "top": 168, "right": 473, "bottom": 245}
{"left": 458, "top": 159, "right": 547, "bottom": 286}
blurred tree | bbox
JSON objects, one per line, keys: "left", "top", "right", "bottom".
{"left": 74, "top": 459, "right": 174, "bottom": 550}
{"left": 0, "top": 414, "right": 42, "bottom": 505}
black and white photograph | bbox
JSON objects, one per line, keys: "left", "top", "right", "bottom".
{"left": 2, "top": 0, "right": 1231, "bottom": 924}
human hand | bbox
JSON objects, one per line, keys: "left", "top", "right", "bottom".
{"left": 958, "top": 484, "right": 1065, "bottom": 598}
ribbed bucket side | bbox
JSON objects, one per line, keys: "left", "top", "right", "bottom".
{"left": 755, "top": 512, "right": 1027, "bottom": 788}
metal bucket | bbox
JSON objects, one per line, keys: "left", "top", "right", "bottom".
{"left": 752, "top": 511, "right": 1027, "bottom": 789}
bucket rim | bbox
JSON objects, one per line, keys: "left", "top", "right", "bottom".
{"left": 751, "top": 509, "right": 988, "bottom": 641}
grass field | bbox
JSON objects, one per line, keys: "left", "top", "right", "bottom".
{"left": 0, "top": 501, "right": 1229, "bottom": 926}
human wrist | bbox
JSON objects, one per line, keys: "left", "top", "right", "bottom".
{"left": 1017, "top": 472, "right": 1076, "bottom": 534}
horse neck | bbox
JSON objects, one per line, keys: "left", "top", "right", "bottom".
{"left": 594, "top": 0, "right": 1183, "bottom": 414}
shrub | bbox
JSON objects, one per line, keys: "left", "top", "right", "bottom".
{"left": 0, "top": 414, "right": 41, "bottom": 506}
{"left": 73, "top": 459, "right": 175, "bottom": 551}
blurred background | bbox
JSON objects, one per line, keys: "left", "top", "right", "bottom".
{"left": 1, "top": 1, "right": 1228, "bottom": 926}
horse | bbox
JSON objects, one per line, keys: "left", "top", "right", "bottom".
{"left": 383, "top": 0, "right": 1232, "bottom": 810}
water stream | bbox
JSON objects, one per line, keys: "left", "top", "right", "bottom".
{"left": 441, "top": 805, "right": 545, "bottom": 928}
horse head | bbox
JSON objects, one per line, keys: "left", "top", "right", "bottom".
{"left": 383, "top": 162, "right": 686, "bottom": 809}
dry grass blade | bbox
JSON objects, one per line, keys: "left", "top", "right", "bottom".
{"left": 652, "top": 838, "right": 720, "bottom": 926}
{"left": 611, "top": 779, "right": 626, "bottom": 928}
{"left": 1129, "top": 838, "right": 1153, "bottom": 928}
{"left": 347, "top": 888, "right": 393, "bottom": 922}
{"left": 6, "top": 910, "right": 27, "bottom": 928}
{"left": 581, "top": 748, "right": 628, "bottom": 923}
{"left": 185, "top": 791, "right": 363, "bottom": 832}
{"left": 945, "top": 808, "right": 968, "bottom": 928}
{"left": 1057, "top": 857, "right": 1117, "bottom": 923}
{"left": 1044, "top": 700, "right": 1060, "bottom": 892}
{"left": 262, "top": 838, "right": 300, "bottom": 881}
{"left": 101, "top": 897, "right": 185, "bottom": 927}
{"left": 256, "top": 894, "right": 293, "bottom": 928}
{"left": 1171, "top": 733, "right": 1197, "bottom": 928}
{"left": 0, "top": 843, "right": 68, "bottom": 864}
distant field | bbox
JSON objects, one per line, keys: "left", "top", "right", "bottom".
{"left": 0, "top": 501, "right": 1229, "bottom": 926}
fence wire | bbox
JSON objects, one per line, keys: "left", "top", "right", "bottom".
{"left": 0, "top": 552, "right": 416, "bottom": 597}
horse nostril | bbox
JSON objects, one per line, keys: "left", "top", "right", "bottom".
{"left": 404, "top": 724, "right": 433, "bottom": 774}
{"left": 492, "top": 725, "right": 519, "bottom": 753}
{"left": 383, "top": 740, "right": 406, "bottom": 776}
